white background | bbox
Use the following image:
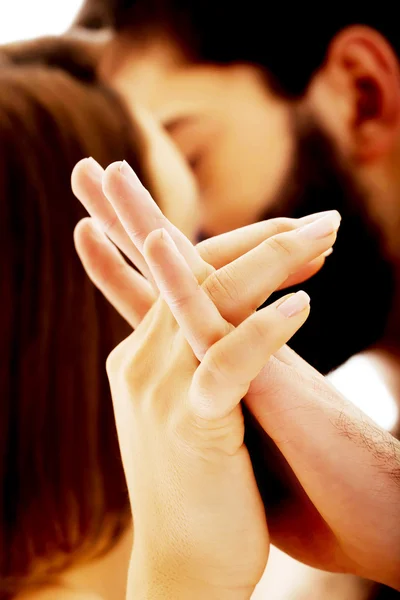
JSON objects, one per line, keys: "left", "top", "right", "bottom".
{"left": 0, "top": 0, "right": 83, "bottom": 44}
{"left": 0, "top": 1, "right": 398, "bottom": 430}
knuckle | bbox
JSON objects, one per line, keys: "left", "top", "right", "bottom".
{"left": 204, "top": 347, "right": 232, "bottom": 386}
{"left": 169, "top": 285, "right": 202, "bottom": 311}
{"left": 119, "top": 351, "right": 151, "bottom": 399}
{"left": 196, "top": 239, "right": 212, "bottom": 263}
{"left": 265, "top": 217, "right": 295, "bottom": 236}
{"left": 205, "top": 266, "right": 241, "bottom": 305}
{"left": 124, "top": 226, "right": 147, "bottom": 247}
{"left": 101, "top": 214, "right": 119, "bottom": 235}
{"left": 106, "top": 336, "right": 141, "bottom": 387}
{"left": 105, "top": 343, "right": 124, "bottom": 379}
{"left": 197, "top": 261, "right": 215, "bottom": 285}
{"left": 246, "top": 316, "right": 268, "bottom": 347}
{"left": 266, "top": 233, "right": 294, "bottom": 259}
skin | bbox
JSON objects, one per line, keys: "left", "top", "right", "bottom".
{"left": 72, "top": 148, "right": 400, "bottom": 593}
{"left": 18, "top": 19, "right": 400, "bottom": 600}
{"left": 73, "top": 162, "right": 334, "bottom": 599}
{"left": 100, "top": 27, "right": 400, "bottom": 247}
{"left": 99, "top": 24, "right": 400, "bottom": 409}
{"left": 101, "top": 34, "right": 293, "bottom": 238}
{"left": 64, "top": 22, "right": 400, "bottom": 597}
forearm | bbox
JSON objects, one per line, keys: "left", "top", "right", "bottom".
{"left": 128, "top": 582, "right": 254, "bottom": 600}
{"left": 128, "top": 557, "right": 255, "bottom": 600}
{"left": 128, "top": 576, "right": 254, "bottom": 599}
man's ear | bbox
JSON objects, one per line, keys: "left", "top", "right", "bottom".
{"left": 310, "top": 26, "right": 400, "bottom": 162}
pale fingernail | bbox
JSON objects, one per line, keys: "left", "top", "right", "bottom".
{"left": 297, "top": 211, "right": 341, "bottom": 240}
{"left": 277, "top": 291, "right": 310, "bottom": 318}
{"left": 158, "top": 228, "right": 176, "bottom": 248}
{"left": 85, "top": 156, "right": 103, "bottom": 180}
{"left": 299, "top": 210, "right": 335, "bottom": 223}
{"left": 147, "top": 228, "right": 177, "bottom": 253}
{"left": 119, "top": 160, "right": 142, "bottom": 189}
{"left": 323, "top": 248, "right": 333, "bottom": 258}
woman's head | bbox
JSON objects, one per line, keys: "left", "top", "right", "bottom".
{"left": 0, "top": 43, "right": 150, "bottom": 597}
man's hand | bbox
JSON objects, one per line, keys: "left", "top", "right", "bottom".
{"left": 247, "top": 345, "right": 400, "bottom": 589}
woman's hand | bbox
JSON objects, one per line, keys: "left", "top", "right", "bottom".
{"left": 105, "top": 277, "right": 309, "bottom": 599}
{"left": 73, "top": 157, "right": 400, "bottom": 590}
{"left": 73, "top": 161, "right": 339, "bottom": 599}
{"left": 71, "top": 108, "right": 331, "bottom": 330}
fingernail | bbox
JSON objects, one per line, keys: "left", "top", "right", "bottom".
{"left": 85, "top": 157, "right": 103, "bottom": 180}
{"left": 147, "top": 228, "right": 178, "bottom": 252}
{"left": 323, "top": 248, "right": 333, "bottom": 258}
{"left": 277, "top": 291, "right": 310, "bottom": 318}
{"left": 158, "top": 228, "right": 174, "bottom": 245}
{"left": 299, "top": 210, "right": 335, "bottom": 224}
{"left": 297, "top": 211, "right": 341, "bottom": 240}
{"left": 119, "top": 160, "right": 142, "bottom": 188}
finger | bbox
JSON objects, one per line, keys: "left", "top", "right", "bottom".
{"left": 71, "top": 157, "right": 152, "bottom": 280}
{"left": 74, "top": 156, "right": 331, "bottom": 295}
{"left": 196, "top": 212, "right": 334, "bottom": 269}
{"left": 102, "top": 160, "right": 212, "bottom": 282}
{"left": 143, "top": 215, "right": 336, "bottom": 358}
{"left": 202, "top": 211, "right": 340, "bottom": 325}
{"left": 191, "top": 291, "right": 311, "bottom": 420}
{"left": 74, "top": 218, "right": 156, "bottom": 328}
{"left": 143, "top": 228, "right": 231, "bottom": 359}
{"left": 197, "top": 217, "right": 331, "bottom": 290}
{"left": 281, "top": 255, "right": 327, "bottom": 289}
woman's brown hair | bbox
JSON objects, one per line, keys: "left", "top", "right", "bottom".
{"left": 0, "top": 38, "right": 144, "bottom": 598}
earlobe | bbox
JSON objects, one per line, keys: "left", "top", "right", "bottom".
{"left": 326, "top": 26, "right": 400, "bottom": 162}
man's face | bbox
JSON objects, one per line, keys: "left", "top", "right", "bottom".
{"left": 106, "top": 35, "right": 294, "bottom": 238}
{"left": 105, "top": 34, "right": 394, "bottom": 373}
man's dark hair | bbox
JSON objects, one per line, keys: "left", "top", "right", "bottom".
{"left": 76, "top": 2, "right": 400, "bottom": 95}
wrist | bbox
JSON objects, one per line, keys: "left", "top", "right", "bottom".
{"left": 128, "top": 554, "right": 254, "bottom": 600}
{"left": 129, "top": 581, "right": 253, "bottom": 600}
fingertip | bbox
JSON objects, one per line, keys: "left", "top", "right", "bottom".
{"left": 102, "top": 160, "right": 125, "bottom": 196}
{"left": 103, "top": 160, "right": 145, "bottom": 197}
{"left": 144, "top": 226, "right": 164, "bottom": 244}
{"left": 71, "top": 160, "right": 87, "bottom": 198}
{"left": 143, "top": 228, "right": 175, "bottom": 258}
{"left": 73, "top": 217, "right": 101, "bottom": 252}
{"left": 73, "top": 218, "right": 92, "bottom": 261}
{"left": 276, "top": 290, "right": 311, "bottom": 319}
{"left": 279, "top": 255, "right": 325, "bottom": 290}
{"left": 74, "top": 216, "right": 93, "bottom": 239}
{"left": 323, "top": 247, "right": 334, "bottom": 258}
{"left": 71, "top": 157, "right": 103, "bottom": 197}
{"left": 104, "top": 160, "right": 124, "bottom": 175}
